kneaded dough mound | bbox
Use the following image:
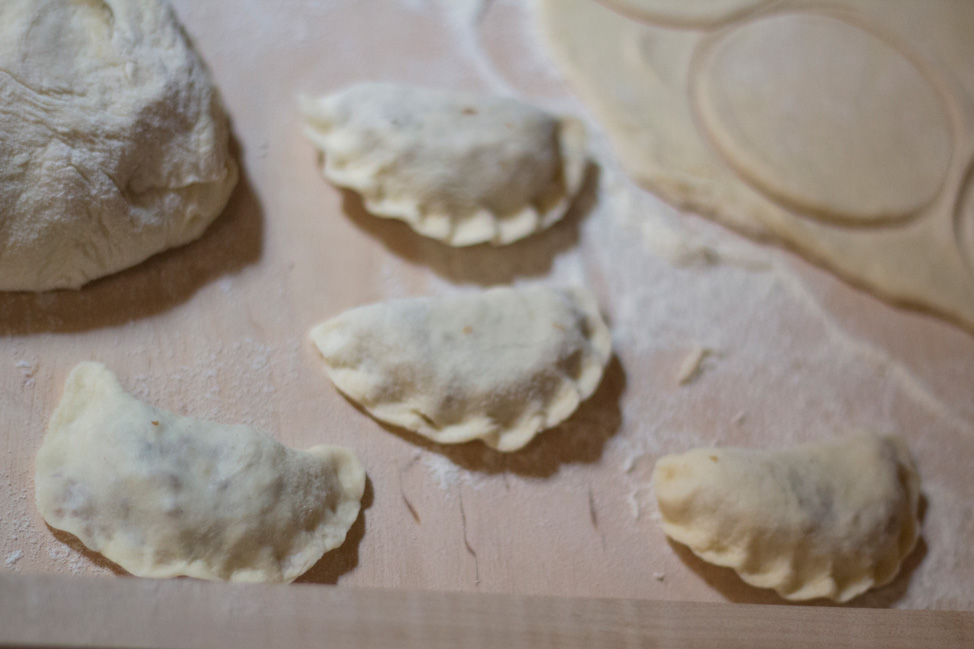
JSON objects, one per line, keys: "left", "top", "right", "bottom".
{"left": 0, "top": 0, "right": 238, "bottom": 291}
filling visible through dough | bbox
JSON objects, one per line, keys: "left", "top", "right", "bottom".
{"left": 301, "top": 82, "right": 588, "bottom": 246}
{"left": 653, "top": 433, "right": 921, "bottom": 602}
{"left": 309, "top": 286, "right": 612, "bottom": 452}
{"left": 35, "top": 362, "right": 366, "bottom": 583}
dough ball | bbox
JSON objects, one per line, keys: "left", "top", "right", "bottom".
{"left": 0, "top": 0, "right": 238, "bottom": 291}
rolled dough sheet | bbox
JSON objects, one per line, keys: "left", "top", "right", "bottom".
{"left": 539, "top": 0, "right": 974, "bottom": 330}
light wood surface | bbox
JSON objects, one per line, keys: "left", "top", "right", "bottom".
{"left": 2, "top": 0, "right": 974, "bottom": 613}
{"left": 2, "top": 573, "right": 973, "bottom": 649}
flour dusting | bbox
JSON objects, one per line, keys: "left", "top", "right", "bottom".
{"left": 0, "top": 0, "right": 971, "bottom": 610}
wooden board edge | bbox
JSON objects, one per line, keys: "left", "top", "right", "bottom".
{"left": 1, "top": 573, "right": 972, "bottom": 649}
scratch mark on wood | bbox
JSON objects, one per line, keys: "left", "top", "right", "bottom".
{"left": 588, "top": 486, "right": 599, "bottom": 530}
{"left": 458, "top": 487, "right": 480, "bottom": 585}
{"left": 589, "top": 485, "right": 606, "bottom": 550}
{"left": 402, "top": 452, "right": 421, "bottom": 474}
{"left": 397, "top": 464, "right": 421, "bottom": 525}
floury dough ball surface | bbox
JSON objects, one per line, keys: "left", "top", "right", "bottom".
{"left": 0, "top": 0, "right": 238, "bottom": 291}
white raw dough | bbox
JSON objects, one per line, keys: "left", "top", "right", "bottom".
{"left": 301, "top": 83, "right": 587, "bottom": 246}
{"left": 539, "top": 0, "right": 974, "bottom": 329}
{"left": 597, "top": 0, "right": 771, "bottom": 28}
{"left": 310, "top": 286, "right": 612, "bottom": 452}
{"left": 653, "top": 433, "right": 921, "bottom": 602}
{"left": 35, "top": 362, "right": 366, "bottom": 583}
{"left": 693, "top": 13, "right": 951, "bottom": 225}
{"left": 0, "top": 0, "right": 238, "bottom": 291}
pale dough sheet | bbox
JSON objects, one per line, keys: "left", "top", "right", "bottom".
{"left": 540, "top": 0, "right": 974, "bottom": 330}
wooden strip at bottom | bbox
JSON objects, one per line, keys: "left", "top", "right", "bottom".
{"left": 1, "top": 573, "right": 972, "bottom": 649}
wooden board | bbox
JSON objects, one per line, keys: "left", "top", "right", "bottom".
{"left": 2, "top": 573, "right": 973, "bottom": 649}
{"left": 2, "top": 0, "right": 974, "bottom": 612}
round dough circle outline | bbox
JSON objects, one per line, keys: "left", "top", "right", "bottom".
{"left": 595, "top": 0, "right": 770, "bottom": 29}
{"left": 689, "top": 10, "right": 953, "bottom": 226}
{"left": 956, "top": 155, "right": 974, "bottom": 279}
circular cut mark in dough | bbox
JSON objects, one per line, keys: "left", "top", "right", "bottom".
{"left": 598, "top": 0, "right": 770, "bottom": 29}
{"left": 958, "top": 158, "right": 974, "bottom": 277}
{"left": 692, "top": 13, "right": 953, "bottom": 225}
